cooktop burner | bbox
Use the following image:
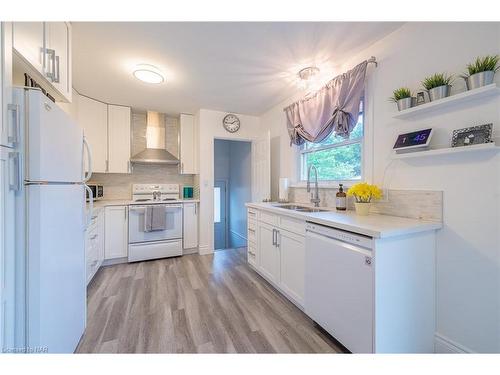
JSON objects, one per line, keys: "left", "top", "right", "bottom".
{"left": 133, "top": 198, "right": 178, "bottom": 202}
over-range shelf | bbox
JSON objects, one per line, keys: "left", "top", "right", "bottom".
{"left": 391, "top": 142, "right": 500, "bottom": 160}
{"left": 393, "top": 84, "right": 500, "bottom": 120}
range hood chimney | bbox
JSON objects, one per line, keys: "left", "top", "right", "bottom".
{"left": 130, "top": 111, "right": 180, "bottom": 165}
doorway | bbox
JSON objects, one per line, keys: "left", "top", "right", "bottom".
{"left": 214, "top": 179, "right": 228, "bottom": 250}
{"left": 213, "top": 139, "right": 252, "bottom": 251}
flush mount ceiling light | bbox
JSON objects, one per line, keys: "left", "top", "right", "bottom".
{"left": 133, "top": 64, "right": 165, "bottom": 84}
{"left": 298, "top": 66, "right": 320, "bottom": 81}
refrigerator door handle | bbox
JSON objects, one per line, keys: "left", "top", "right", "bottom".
{"left": 82, "top": 136, "right": 93, "bottom": 183}
{"left": 8, "top": 151, "right": 20, "bottom": 191}
{"left": 7, "top": 103, "right": 20, "bottom": 146}
{"left": 84, "top": 185, "right": 93, "bottom": 229}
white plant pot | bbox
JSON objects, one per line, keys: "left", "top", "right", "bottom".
{"left": 354, "top": 202, "right": 371, "bottom": 216}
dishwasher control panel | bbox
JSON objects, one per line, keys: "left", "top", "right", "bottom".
{"left": 306, "top": 222, "right": 373, "bottom": 249}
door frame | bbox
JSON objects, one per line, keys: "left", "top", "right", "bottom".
{"left": 214, "top": 178, "right": 228, "bottom": 250}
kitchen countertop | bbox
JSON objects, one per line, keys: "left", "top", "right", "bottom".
{"left": 246, "top": 202, "right": 442, "bottom": 239}
{"left": 90, "top": 198, "right": 200, "bottom": 209}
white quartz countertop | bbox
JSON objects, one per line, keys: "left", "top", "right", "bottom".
{"left": 91, "top": 198, "right": 199, "bottom": 208}
{"left": 246, "top": 202, "right": 442, "bottom": 239}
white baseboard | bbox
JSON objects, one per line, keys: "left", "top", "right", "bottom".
{"left": 183, "top": 247, "right": 199, "bottom": 255}
{"left": 198, "top": 244, "right": 213, "bottom": 255}
{"left": 434, "top": 333, "right": 473, "bottom": 353}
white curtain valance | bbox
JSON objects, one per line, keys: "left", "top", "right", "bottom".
{"left": 284, "top": 60, "right": 368, "bottom": 146}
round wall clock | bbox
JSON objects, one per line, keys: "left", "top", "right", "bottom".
{"left": 222, "top": 114, "right": 241, "bottom": 133}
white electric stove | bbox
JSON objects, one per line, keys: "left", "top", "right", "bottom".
{"left": 128, "top": 184, "right": 183, "bottom": 262}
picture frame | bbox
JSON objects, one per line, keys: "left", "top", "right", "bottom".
{"left": 451, "top": 123, "right": 492, "bottom": 147}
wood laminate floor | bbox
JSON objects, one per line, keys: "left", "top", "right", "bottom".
{"left": 76, "top": 247, "right": 344, "bottom": 353}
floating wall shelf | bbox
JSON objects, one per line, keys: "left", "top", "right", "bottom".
{"left": 393, "top": 84, "right": 500, "bottom": 119}
{"left": 391, "top": 142, "right": 500, "bottom": 160}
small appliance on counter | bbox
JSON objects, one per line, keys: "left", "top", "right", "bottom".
{"left": 183, "top": 186, "right": 194, "bottom": 199}
{"left": 86, "top": 183, "right": 104, "bottom": 201}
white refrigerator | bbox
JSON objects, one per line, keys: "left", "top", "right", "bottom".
{"left": 12, "top": 87, "right": 91, "bottom": 353}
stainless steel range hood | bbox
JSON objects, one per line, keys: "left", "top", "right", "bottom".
{"left": 130, "top": 111, "right": 180, "bottom": 165}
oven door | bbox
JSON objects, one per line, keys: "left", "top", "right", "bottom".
{"left": 128, "top": 204, "right": 183, "bottom": 243}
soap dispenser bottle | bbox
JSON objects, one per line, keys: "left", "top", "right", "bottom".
{"left": 336, "top": 184, "right": 347, "bottom": 211}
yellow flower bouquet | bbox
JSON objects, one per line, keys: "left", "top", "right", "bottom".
{"left": 347, "top": 183, "right": 383, "bottom": 216}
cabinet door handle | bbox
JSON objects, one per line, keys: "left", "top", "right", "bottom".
{"left": 90, "top": 234, "right": 98, "bottom": 240}
{"left": 272, "top": 229, "right": 276, "bottom": 246}
{"left": 8, "top": 152, "right": 20, "bottom": 192}
{"left": 54, "top": 55, "right": 60, "bottom": 83}
{"left": 194, "top": 203, "right": 197, "bottom": 215}
{"left": 7, "top": 104, "right": 20, "bottom": 146}
{"left": 45, "top": 48, "right": 56, "bottom": 82}
{"left": 248, "top": 228, "right": 255, "bottom": 233}
{"left": 276, "top": 230, "right": 280, "bottom": 248}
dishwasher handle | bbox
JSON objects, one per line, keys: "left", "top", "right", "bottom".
{"left": 306, "top": 230, "right": 373, "bottom": 257}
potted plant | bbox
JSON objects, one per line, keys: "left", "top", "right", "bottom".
{"left": 389, "top": 87, "right": 414, "bottom": 111}
{"left": 422, "top": 73, "right": 453, "bottom": 101}
{"left": 346, "top": 183, "right": 382, "bottom": 216}
{"left": 461, "top": 55, "right": 499, "bottom": 90}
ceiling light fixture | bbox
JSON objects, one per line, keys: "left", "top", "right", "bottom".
{"left": 133, "top": 64, "right": 165, "bottom": 84}
{"left": 298, "top": 66, "right": 320, "bottom": 81}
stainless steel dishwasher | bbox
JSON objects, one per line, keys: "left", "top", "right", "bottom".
{"left": 305, "top": 222, "right": 375, "bottom": 353}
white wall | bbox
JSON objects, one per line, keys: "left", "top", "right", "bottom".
{"left": 260, "top": 22, "right": 500, "bottom": 353}
{"left": 197, "top": 109, "right": 262, "bottom": 254}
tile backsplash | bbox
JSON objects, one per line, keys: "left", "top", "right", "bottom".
{"left": 289, "top": 187, "right": 443, "bottom": 222}
{"left": 89, "top": 111, "right": 195, "bottom": 200}
{"left": 89, "top": 164, "right": 195, "bottom": 200}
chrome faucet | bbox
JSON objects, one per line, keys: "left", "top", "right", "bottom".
{"left": 306, "top": 165, "right": 321, "bottom": 207}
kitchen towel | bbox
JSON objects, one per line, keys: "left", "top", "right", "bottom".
{"left": 144, "top": 205, "right": 167, "bottom": 232}
{"left": 279, "top": 177, "right": 289, "bottom": 202}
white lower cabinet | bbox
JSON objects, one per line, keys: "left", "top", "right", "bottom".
{"left": 104, "top": 205, "right": 128, "bottom": 260}
{"left": 85, "top": 207, "right": 104, "bottom": 285}
{"left": 250, "top": 209, "right": 305, "bottom": 307}
{"left": 258, "top": 222, "right": 281, "bottom": 285}
{"left": 183, "top": 202, "right": 198, "bottom": 249}
{"left": 279, "top": 230, "right": 305, "bottom": 304}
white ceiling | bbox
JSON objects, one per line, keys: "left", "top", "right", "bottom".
{"left": 72, "top": 22, "right": 403, "bottom": 116}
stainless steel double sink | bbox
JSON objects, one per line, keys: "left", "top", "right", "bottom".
{"left": 272, "top": 203, "right": 329, "bottom": 213}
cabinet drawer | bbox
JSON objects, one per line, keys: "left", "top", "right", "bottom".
{"left": 247, "top": 242, "right": 258, "bottom": 267}
{"left": 279, "top": 216, "right": 306, "bottom": 236}
{"left": 247, "top": 208, "right": 258, "bottom": 221}
{"left": 259, "top": 210, "right": 279, "bottom": 226}
{"left": 247, "top": 220, "right": 257, "bottom": 243}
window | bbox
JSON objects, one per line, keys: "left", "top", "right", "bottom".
{"left": 300, "top": 101, "right": 364, "bottom": 181}
{"left": 214, "top": 187, "right": 221, "bottom": 223}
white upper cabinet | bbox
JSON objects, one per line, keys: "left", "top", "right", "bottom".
{"left": 107, "top": 104, "right": 131, "bottom": 174}
{"left": 12, "top": 22, "right": 44, "bottom": 73}
{"left": 77, "top": 95, "right": 108, "bottom": 173}
{"left": 179, "top": 113, "right": 197, "bottom": 174}
{"left": 12, "top": 22, "right": 72, "bottom": 103}
{"left": 45, "top": 22, "right": 71, "bottom": 102}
